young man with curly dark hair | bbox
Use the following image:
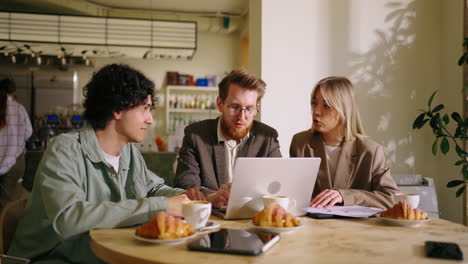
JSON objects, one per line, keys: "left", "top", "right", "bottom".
{"left": 8, "top": 64, "right": 190, "bottom": 264}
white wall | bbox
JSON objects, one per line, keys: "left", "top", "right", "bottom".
{"left": 82, "top": 31, "right": 240, "bottom": 97}
{"left": 76, "top": 31, "right": 240, "bottom": 136}
{"left": 439, "top": 0, "right": 464, "bottom": 223}
{"left": 255, "top": 0, "right": 463, "bottom": 223}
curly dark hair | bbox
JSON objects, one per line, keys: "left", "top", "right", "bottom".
{"left": 83, "top": 64, "right": 156, "bottom": 129}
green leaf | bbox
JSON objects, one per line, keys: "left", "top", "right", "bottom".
{"left": 455, "top": 160, "right": 465, "bottom": 166}
{"left": 430, "top": 114, "right": 442, "bottom": 132}
{"left": 447, "top": 180, "right": 465, "bottom": 188}
{"left": 456, "top": 145, "right": 468, "bottom": 158}
{"left": 432, "top": 104, "right": 444, "bottom": 113}
{"left": 458, "top": 53, "right": 467, "bottom": 66}
{"left": 464, "top": 169, "right": 468, "bottom": 180}
{"left": 432, "top": 138, "right": 438, "bottom": 155}
{"left": 452, "top": 112, "right": 463, "bottom": 124}
{"left": 420, "top": 119, "right": 430, "bottom": 128}
{"left": 440, "top": 137, "right": 449, "bottom": 154}
{"left": 428, "top": 91, "right": 438, "bottom": 108}
{"left": 443, "top": 114, "right": 449, "bottom": 125}
{"left": 456, "top": 185, "right": 466, "bottom": 198}
{"left": 412, "top": 113, "right": 426, "bottom": 129}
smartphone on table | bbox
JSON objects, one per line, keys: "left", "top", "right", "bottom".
{"left": 188, "top": 228, "right": 280, "bottom": 256}
{"left": 425, "top": 241, "right": 463, "bottom": 260}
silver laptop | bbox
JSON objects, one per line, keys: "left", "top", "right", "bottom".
{"left": 212, "top": 157, "right": 321, "bottom": 219}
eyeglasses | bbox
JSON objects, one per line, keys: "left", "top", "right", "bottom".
{"left": 225, "top": 104, "right": 258, "bottom": 116}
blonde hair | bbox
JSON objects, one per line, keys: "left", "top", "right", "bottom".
{"left": 310, "top": 76, "right": 365, "bottom": 141}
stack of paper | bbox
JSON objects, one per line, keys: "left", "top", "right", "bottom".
{"left": 307, "top": 205, "right": 383, "bottom": 218}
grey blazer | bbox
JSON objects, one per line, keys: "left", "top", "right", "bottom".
{"left": 289, "top": 130, "right": 399, "bottom": 208}
{"left": 175, "top": 118, "right": 282, "bottom": 195}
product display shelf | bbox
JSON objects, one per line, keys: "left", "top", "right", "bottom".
{"left": 165, "top": 85, "right": 219, "bottom": 134}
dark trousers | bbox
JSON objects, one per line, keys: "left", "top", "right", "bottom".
{"left": 0, "top": 153, "right": 27, "bottom": 212}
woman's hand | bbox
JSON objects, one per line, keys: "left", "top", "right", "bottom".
{"left": 310, "top": 189, "right": 343, "bottom": 208}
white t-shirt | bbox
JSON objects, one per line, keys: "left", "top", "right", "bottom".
{"left": 325, "top": 145, "right": 342, "bottom": 179}
{"left": 102, "top": 150, "right": 120, "bottom": 173}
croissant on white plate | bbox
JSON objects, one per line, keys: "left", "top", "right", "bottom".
{"left": 380, "top": 200, "right": 428, "bottom": 220}
{"left": 252, "top": 202, "right": 301, "bottom": 227}
{"left": 135, "top": 211, "right": 194, "bottom": 239}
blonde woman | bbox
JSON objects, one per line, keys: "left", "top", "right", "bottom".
{"left": 289, "top": 77, "right": 398, "bottom": 209}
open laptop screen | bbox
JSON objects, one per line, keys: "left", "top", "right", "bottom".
{"left": 213, "top": 157, "right": 321, "bottom": 219}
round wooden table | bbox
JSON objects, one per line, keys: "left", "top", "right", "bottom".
{"left": 90, "top": 216, "right": 468, "bottom": 264}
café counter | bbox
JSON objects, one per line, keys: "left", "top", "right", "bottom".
{"left": 24, "top": 151, "right": 178, "bottom": 191}
{"left": 90, "top": 216, "right": 468, "bottom": 264}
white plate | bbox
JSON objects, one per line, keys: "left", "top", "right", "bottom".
{"left": 379, "top": 216, "right": 431, "bottom": 227}
{"left": 198, "top": 220, "right": 221, "bottom": 232}
{"left": 247, "top": 220, "right": 303, "bottom": 233}
{"left": 133, "top": 232, "right": 197, "bottom": 245}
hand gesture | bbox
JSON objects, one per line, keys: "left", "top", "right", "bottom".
{"left": 185, "top": 187, "right": 206, "bottom": 201}
{"left": 310, "top": 189, "right": 343, "bottom": 208}
{"left": 167, "top": 194, "right": 190, "bottom": 217}
{"left": 207, "top": 183, "right": 231, "bottom": 208}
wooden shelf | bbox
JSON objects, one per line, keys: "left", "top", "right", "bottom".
{"left": 167, "top": 85, "right": 218, "bottom": 92}
{"left": 165, "top": 83, "right": 219, "bottom": 135}
{"left": 168, "top": 109, "right": 217, "bottom": 114}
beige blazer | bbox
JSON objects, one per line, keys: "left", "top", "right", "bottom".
{"left": 289, "top": 130, "right": 398, "bottom": 208}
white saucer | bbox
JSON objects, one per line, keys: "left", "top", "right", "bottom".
{"left": 133, "top": 232, "right": 197, "bottom": 245}
{"left": 247, "top": 221, "right": 303, "bottom": 233}
{"left": 198, "top": 220, "right": 221, "bottom": 231}
{"left": 379, "top": 216, "right": 431, "bottom": 227}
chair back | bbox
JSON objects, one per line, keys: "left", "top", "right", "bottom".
{"left": 0, "top": 198, "right": 28, "bottom": 254}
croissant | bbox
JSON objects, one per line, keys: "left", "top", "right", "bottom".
{"left": 380, "top": 200, "right": 428, "bottom": 220}
{"left": 252, "top": 202, "right": 301, "bottom": 227}
{"left": 135, "top": 211, "right": 194, "bottom": 239}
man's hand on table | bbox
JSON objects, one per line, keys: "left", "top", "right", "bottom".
{"left": 185, "top": 187, "right": 206, "bottom": 201}
{"left": 167, "top": 194, "right": 190, "bottom": 217}
{"left": 207, "top": 183, "right": 231, "bottom": 208}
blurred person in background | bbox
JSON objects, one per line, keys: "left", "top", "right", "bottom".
{"left": 0, "top": 78, "right": 32, "bottom": 211}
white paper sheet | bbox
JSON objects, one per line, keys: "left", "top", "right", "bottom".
{"left": 307, "top": 205, "right": 383, "bottom": 218}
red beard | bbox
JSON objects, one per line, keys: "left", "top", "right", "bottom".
{"left": 220, "top": 117, "right": 253, "bottom": 142}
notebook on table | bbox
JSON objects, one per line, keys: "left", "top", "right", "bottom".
{"left": 211, "top": 157, "right": 321, "bottom": 219}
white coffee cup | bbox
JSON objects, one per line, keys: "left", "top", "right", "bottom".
{"left": 395, "top": 193, "right": 420, "bottom": 208}
{"left": 263, "top": 195, "right": 289, "bottom": 209}
{"left": 183, "top": 201, "right": 211, "bottom": 229}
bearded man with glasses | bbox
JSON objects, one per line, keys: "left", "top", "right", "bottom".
{"left": 175, "top": 69, "right": 282, "bottom": 208}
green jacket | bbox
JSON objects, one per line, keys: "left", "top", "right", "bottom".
{"left": 8, "top": 127, "right": 185, "bottom": 263}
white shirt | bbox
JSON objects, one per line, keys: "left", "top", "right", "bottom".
{"left": 325, "top": 144, "right": 342, "bottom": 181}
{"left": 217, "top": 117, "right": 249, "bottom": 182}
{"left": 102, "top": 150, "right": 120, "bottom": 173}
{"left": 0, "top": 96, "right": 32, "bottom": 175}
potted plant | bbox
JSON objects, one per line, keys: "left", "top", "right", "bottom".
{"left": 412, "top": 38, "right": 468, "bottom": 198}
